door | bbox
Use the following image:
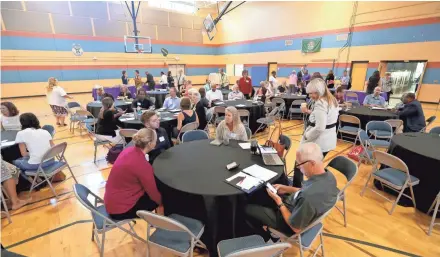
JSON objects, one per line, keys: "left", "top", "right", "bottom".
{"left": 268, "top": 62, "right": 278, "bottom": 80}
{"left": 350, "top": 62, "right": 369, "bottom": 91}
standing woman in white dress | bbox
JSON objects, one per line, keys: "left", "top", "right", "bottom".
{"left": 46, "top": 77, "right": 73, "bottom": 127}
{"left": 291, "top": 78, "right": 339, "bottom": 187}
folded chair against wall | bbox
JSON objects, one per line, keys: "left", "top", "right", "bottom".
{"left": 73, "top": 184, "right": 145, "bottom": 257}
{"left": 136, "top": 210, "right": 207, "bottom": 257}
{"left": 217, "top": 235, "right": 291, "bottom": 257}
{"left": 26, "top": 142, "right": 77, "bottom": 199}
{"left": 326, "top": 156, "right": 358, "bottom": 227}
{"left": 361, "top": 151, "right": 419, "bottom": 215}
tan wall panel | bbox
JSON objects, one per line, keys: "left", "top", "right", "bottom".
{"left": 136, "top": 23, "right": 157, "bottom": 39}
{"left": 169, "top": 12, "right": 193, "bottom": 29}
{"left": 417, "top": 84, "right": 440, "bottom": 103}
{"left": 182, "top": 28, "right": 202, "bottom": 43}
{"left": 141, "top": 8, "right": 168, "bottom": 26}
{"left": 157, "top": 26, "right": 181, "bottom": 42}
{"left": 1, "top": 9, "right": 52, "bottom": 33}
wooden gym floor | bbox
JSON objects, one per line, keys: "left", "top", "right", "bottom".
{"left": 1, "top": 93, "right": 440, "bottom": 257}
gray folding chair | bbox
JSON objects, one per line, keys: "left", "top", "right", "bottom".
{"left": 136, "top": 210, "right": 207, "bottom": 257}
{"left": 358, "top": 130, "right": 375, "bottom": 165}
{"left": 76, "top": 110, "right": 98, "bottom": 136}
{"left": 25, "top": 142, "right": 77, "bottom": 198}
{"left": 345, "top": 91, "right": 359, "bottom": 105}
{"left": 238, "top": 109, "right": 250, "bottom": 127}
{"left": 217, "top": 235, "right": 291, "bottom": 257}
{"left": 366, "top": 121, "right": 392, "bottom": 149}
{"left": 338, "top": 114, "right": 361, "bottom": 145}
{"left": 73, "top": 184, "right": 145, "bottom": 257}
{"left": 326, "top": 156, "right": 358, "bottom": 227}
{"left": 429, "top": 126, "right": 440, "bottom": 135}
{"left": 1, "top": 189, "right": 12, "bottom": 224}
{"left": 271, "top": 97, "right": 286, "bottom": 119}
{"left": 149, "top": 97, "right": 156, "bottom": 107}
{"left": 85, "top": 123, "right": 112, "bottom": 163}
{"left": 269, "top": 206, "right": 335, "bottom": 257}
{"left": 254, "top": 107, "right": 279, "bottom": 135}
{"left": 182, "top": 130, "right": 209, "bottom": 143}
{"left": 174, "top": 122, "right": 199, "bottom": 144}
{"left": 428, "top": 191, "right": 440, "bottom": 236}
{"left": 42, "top": 125, "right": 55, "bottom": 137}
{"left": 213, "top": 106, "right": 226, "bottom": 126}
{"left": 119, "top": 129, "right": 139, "bottom": 147}
{"left": 67, "top": 102, "right": 87, "bottom": 134}
{"left": 361, "top": 151, "right": 419, "bottom": 215}
{"left": 421, "top": 116, "right": 436, "bottom": 132}
{"left": 245, "top": 127, "right": 252, "bottom": 140}
{"left": 385, "top": 119, "right": 404, "bottom": 134}
{"left": 288, "top": 99, "right": 306, "bottom": 120}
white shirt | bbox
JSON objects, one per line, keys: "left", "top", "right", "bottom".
{"left": 46, "top": 86, "right": 67, "bottom": 107}
{"left": 0, "top": 115, "right": 21, "bottom": 131}
{"left": 269, "top": 76, "right": 278, "bottom": 89}
{"left": 15, "top": 128, "right": 52, "bottom": 164}
{"left": 177, "top": 74, "right": 186, "bottom": 85}
{"left": 160, "top": 74, "right": 168, "bottom": 84}
{"left": 206, "top": 89, "right": 224, "bottom": 103}
{"left": 228, "top": 91, "right": 244, "bottom": 100}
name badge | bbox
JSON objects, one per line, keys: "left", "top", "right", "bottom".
{"left": 229, "top": 133, "right": 237, "bottom": 139}
{"left": 159, "top": 136, "right": 165, "bottom": 142}
{"left": 246, "top": 80, "right": 249, "bottom": 83}
{"left": 145, "top": 154, "right": 149, "bottom": 162}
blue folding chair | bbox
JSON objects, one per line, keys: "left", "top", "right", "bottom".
{"left": 42, "top": 125, "right": 55, "bottom": 137}
{"left": 366, "top": 121, "right": 392, "bottom": 149}
{"left": 429, "top": 126, "right": 440, "bottom": 135}
{"left": 338, "top": 114, "right": 361, "bottom": 145}
{"left": 358, "top": 130, "right": 375, "bottom": 165}
{"left": 182, "top": 130, "right": 209, "bottom": 143}
{"left": 217, "top": 235, "right": 291, "bottom": 257}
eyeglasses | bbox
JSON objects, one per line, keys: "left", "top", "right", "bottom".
{"left": 294, "top": 160, "right": 312, "bottom": 169}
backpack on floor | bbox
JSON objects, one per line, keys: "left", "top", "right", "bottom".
{"left": 106, "top": 144, "right": 124, "bottom": 164}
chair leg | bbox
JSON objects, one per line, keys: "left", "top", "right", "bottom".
{"left": 389, "top": 186, "right": 407, "bottom": 215}
{"left": 320, "top": 232, "right": 325, "bottom": 257}
{"left": 408, "top": 185, "right": 417, "bottom": 209}
{"left": 1, "top": 192, "right": 12, "bottom": 224}
{"left": 28, "top": 174, "right": 39, "bottom": 198}
{"left": 94, "top": 144, "right": 97, "bottom": 163}
{"left": 100, "top": 230, "right": 106, "bottom": 257}
{"left": 67, "top": 163, "right": 78, "bottom": 184}
{"left": 343, "top": 197, "right": 347, "bottom": 227}
{"left": 428, "top": 198, "right": 440, "bottom": 236}
{"left": 360, "top": 173, "right": 373, "bottom": 196}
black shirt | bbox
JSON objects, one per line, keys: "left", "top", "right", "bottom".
{"left": 149, "top": 127, "right": 172, "bottom": 164}
{"left": 146, "top": 73, "right": 155, "bottom": 87}
{"left": 121, "top": 75, "right": 128, "bottom": 85}
{"left": 167, "top": 75, "right": 174, "bottom": 85}
{"left": 326, "top": 74, "right": 335, "bottom": 88}
{"left": 118, "top": 91, "right": 132, "bottom": 99}
{"left": 97, "top": 110, "right": 118, "bottom": 137}
{"left": 132, "top": 98, "right": 152, "bottom": 109}
{"left": 195, "top": 101, "right": 207, "bottom": 130}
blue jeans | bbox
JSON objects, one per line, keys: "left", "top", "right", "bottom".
{"left": 13, "top": 157, "right": 56, "bottom": 171}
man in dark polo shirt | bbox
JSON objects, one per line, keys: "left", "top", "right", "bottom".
{"left": 245, "top": 142, "right": 339, "bottom": 241}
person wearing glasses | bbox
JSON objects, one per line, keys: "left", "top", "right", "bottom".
{"left": 140, "top": 111, "right": 172, "bottom": 163}
{"left": 245, "top": 143, "right": 339, "bottom": 241}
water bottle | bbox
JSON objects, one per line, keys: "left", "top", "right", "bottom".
{"left": 136, "top": 102, "right": 142, "bottom": 119}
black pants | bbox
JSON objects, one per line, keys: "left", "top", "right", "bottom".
{"left": 291, "top": 151, "right": 329, "bottom": 187}
{"left": 109, "top": 193, "right": 158, "bottom": 220}
{"left": 386, "top": 91, "right": 392, "bottom": 103}
{"left": 160, "top": 84, "right": 168, "bottom": 89}
{"left": 244, "top": 94, "right": 250, "bottom": 99}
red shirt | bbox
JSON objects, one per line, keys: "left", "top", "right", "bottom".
{"left": 238, "top": 77, "right": 252, "bottom": 94}
{"left": 104, "top": 147, "right": 162, "bottom": 214}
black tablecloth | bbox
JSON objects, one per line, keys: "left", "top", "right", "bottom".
{"left": 384, "top": 133, "right": 440, "bottom": 213}
{"left": 86, "top": 100, "right": 132, "bottom": 118}
{"left": 1, "top": 130, "right": 20, "bottom": 163}
{"left": 153, "top": 140, "right": 284, "bottom": 256}
{"left": 118, "top": 111, "right": 177, "bottom": 140}
{"left": 213, "top": 99, "right": 264, "bottom": 133}
{"left": 146, "top": 91, "right": 169, "bottom": 109}
{"left": 341, "top": 106, "right": 397, "bottom": 129}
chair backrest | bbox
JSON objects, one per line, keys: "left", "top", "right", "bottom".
{"left": 372, "top": 150, "right": 409, "bottom": 175}
{"left": 73, "top": 183, "right": 101, "bottom": 211}
{"left": 385, "top": 119, "right": 404, "bottom": 134}
{"left": 75, "top": 110, "right": 93, "bottom": 117}
{"left": 426, "top": 115, "right": 437, "bottom": 125}
{"left": 366, "top": 121, "right": 393, "bottom": 135}
{"left": 238, "top": 109, "right": 250, "bottom": 119}
{"left": 339, "top": 114, "right": 361, "bottom": 126}
{"left": 245, "top": 126, "right": 252, "bottom": 140}
{"left": 227, "top": 242, "right": 291, "bottom": 257}
{"left": 40, "top": 142, "right": 67, "bottom": 164}
{"left": 291, "top": 99, "right": 306, "bottom": 107}
{"left": 429, "top": 126, "right": 440, "bottom": 135}
{"left": 271, "top": 97, "right": 285, "bottom": 106}
{"left": 267, "top": 107, "right": 279, "bottom": 117}
{"left": 345, "top": 92, "right": 359, "bottom": 101}
{"left": 279, "top": 134, "right": 291, "bottom": 152}
{"left": 213, "top": 106, "right": 226, "bottom": 115}
{"left": 182, "top": 130, "right": 209, "bottom": 143}
{"left": 42, "top": 125, "right": 55, "bottom": 137}
{"left": 136, "top": 210, "right": 193, "bottom": 236}
{"left": 326, "top": 156, "right": 358, "bottom": 196}
{"left": 67, "top": 102, "right": 81, "bottom": 109}
{"left": 180, "top": 122, "right": 199, "bottom": 134}
{"left": 119, "top": 129, "right": 138, "bottom": 138}
{"left": 351, "top": 101, "right": 361, "bottom": 107}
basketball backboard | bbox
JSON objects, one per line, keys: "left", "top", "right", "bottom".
{"left": 124, "top": 35, "right": 152, "bottom": 53}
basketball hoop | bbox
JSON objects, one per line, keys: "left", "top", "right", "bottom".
{"left": 137, "top": 49, "right": 144, "bottom": 54}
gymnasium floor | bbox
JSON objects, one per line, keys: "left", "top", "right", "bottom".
{"left": 1, "top": 93, "right": 440, "bottom": 257}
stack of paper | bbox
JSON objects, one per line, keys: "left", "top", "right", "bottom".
{"left": 226, "top": 172, "right": 262, "bottom": 190}
{"left": 120, "top": 117, "right": 135, "bottom": 122}
{"left": 236, "top": 104, "right": 246, "bottom": 107}
{"left": 1, "top": 140, "right": 15, "bottom": 147}
{"left": 238, "top": 143, "right": 251, "bottom": 149}
{"left": 243, "top": 164, "right": 277, "bottom": 182}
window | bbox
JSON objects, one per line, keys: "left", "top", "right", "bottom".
{"left": 234, "top": 64, "right": 244, "bottom": 76}
{"left": 149, "top": 1, "right": 196, "bottom": 14}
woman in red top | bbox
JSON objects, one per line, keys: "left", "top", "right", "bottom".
{"left": 104, "top": 128, "right": 164, "bottom": 220}
{"left": 238, "top": 70, "right": 252, "bottom": 99}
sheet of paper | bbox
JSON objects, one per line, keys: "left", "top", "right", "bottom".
{"left": 216, "top": 102, "right": 225, "bottom": 105}
{"left": 236, "top": 104, "right": 246, "bottom": 107}
{"left": 120, "top": 117, "right": 135, "bottom": 121}
{"left": 371, "top": 107, "right": 387, "bottom": 110}
{"left": 239, "top": 143, "right": 251, "bottom": 149}
{"left": 170, "top": 109, "right": 181, "bottom": 113}
{"left": 226, "top": 172, "right": 261, "bottom": 190}
{"left": 1, "top": 141, "right": 16, "bottom": 147}
{"left": 243, "top": 164, "right": 277, "bottom": 182}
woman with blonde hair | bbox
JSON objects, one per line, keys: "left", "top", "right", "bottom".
{"left": 96, "top": 97, "right": 124, "bottom": 144}
{"left": 105, "top": 128, "right": 164, "bottom": 219}
{"left": 46, "top": 77, "right": 72, "bottom": 126}
{"left": 216, "top": 106, "right": 248, "bottom": 142}
{"left": 291, "top": 78, "right": 339, "bottom": 187}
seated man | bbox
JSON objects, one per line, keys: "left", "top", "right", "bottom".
{"left": 132, "top": 88, "right": 152, "bottom": 109}
{"left": 335, "top": 86, "right": 345, "bottom": 105}
{"left": 397, "top": 93, "right": 426, "bottom": 132}
{"left": 206, "top": 84, "right": 224, "bottom": 104}
{"left": 363, "top": 86, "right": 386, "bottom": 107}
{"left": 245, "top": 142, "right": 339, "bottom": 241}
{"left": 228, "top": 84, "right": 244, "bottom": 100}
{"left": 163, "top": 87, "right": 180, "bottom": 110}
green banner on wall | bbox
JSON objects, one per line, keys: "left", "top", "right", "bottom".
{"left": 301, "top": 38, "right": 322, "bottom": 53}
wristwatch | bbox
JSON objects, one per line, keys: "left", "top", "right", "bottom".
{"left": 277, "top": 203, "right": 285, "bottom": 209}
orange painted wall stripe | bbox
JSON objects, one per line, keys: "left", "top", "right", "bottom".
{"left": 426, "top": 62, "right": 440, "bottom": 68}
{"left": 1, "top": 64, "right": 225, "bottom": 71}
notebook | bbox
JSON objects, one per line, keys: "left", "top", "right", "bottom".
{"left": 225, "top": 164, "right": 278, "bottom": 193}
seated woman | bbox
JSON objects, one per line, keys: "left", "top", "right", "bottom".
{"left": 173, "top": 97, "right": 199, "bottom": 140}
{"left": 228, "top": 84, "right": 244, "bottom": 100}
{"left": 335, "top": 86, "right": 345, "bottom": 105}
{"left": 13, "top": 113, "right": 56, "bottom": 171}
{"left": 95, "top": 85, "right": 104, "bottom": 101}
{"left": 118, "top": 84, "right": 132, "bottom": 99}
{"left": 132, "top": 88, "right": 152, "bottom": 110}
{"left": 141, "top": 111, "right": 172, "bottom": 163}
{"left": 102, "top": 92, "right": 115, "bottom": 101}
{"left": 104, "top": 128, "right": 164, "bottom": 219}
{"left": 216, "top": 106, "right": 248, "bottom": 142}
{"left": 253, "top": 81, "right": 268, "bottom": 102}
{"left": 96, "top": 97, "right": 124, "bottom": 144}
{"left": 181, "top": 80, "right": 193, "bottom": 97}
{"left": 278, "top": 81, "right": 287, "bottom": 93}
{"left": 191, "top": 91, "right": 208, "bottom": 130}
{"left": 1, "top": 156, "right": 30, "bottom": 210}
{"left": 1, "top": 102, "right": 21, "bottom": 131}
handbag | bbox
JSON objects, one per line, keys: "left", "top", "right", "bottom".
{"left": 265, "top": 121, "right": 284, "bottom": 157}
{"left": 106, "top": 144, "right": 124, "bottom": 164}
{"left": 347, "top": 145, "right": 364, "bottom": 162}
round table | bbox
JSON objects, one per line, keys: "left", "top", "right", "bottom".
{"left": 213, "top": 99, "right": 264, "bottom": 133}
{"left": 341, "top": 106, "right": 397, "bottom": 129}
{"left": 118, "top": 111, "right": 177, "bottom": 140}
{"left": 385, "top": 132, "right": 440, "bottom": 213}
{"left": 1, "top": 130, "right": 20, "bottom": 163}
{"left": 153, "top": 139, "right": 284, "bottom": 256}
{"left": 146, "top": 91, "right": 169, "bottom": 109}
{"left": 86, "top": 100, "right": 132, "bottom": 118}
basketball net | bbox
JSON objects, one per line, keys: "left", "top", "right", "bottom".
{"left": 136, "top": 49, "right": 144, "bottom": 59}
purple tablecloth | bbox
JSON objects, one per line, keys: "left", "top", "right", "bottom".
{"left": 330, "top": 89, "right": 388, "bottom": 104}
{"left": 92, "top": 84, "right": 162, "bottom": 100}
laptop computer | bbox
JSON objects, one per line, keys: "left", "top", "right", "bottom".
{"left": 258, "top": 146, "right": 284, "bottom": 166}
